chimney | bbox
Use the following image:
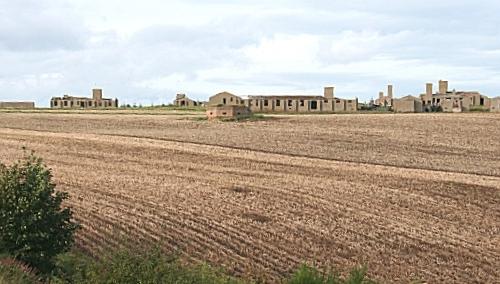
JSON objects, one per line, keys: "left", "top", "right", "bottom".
{"left": 379, "top": 91, "right": 384, "bottom": 100}
{"left": 426, "top": 83, "right": 433, "bottom": 97}
{"left": 93, "top": 89, "right": 103, "bottom": 100}
{"left": 388, "top": 85, "right": 393, "bottom": 99}
{"left": 439, "top": 80, "right": 448, "bottom": 94}
{"left": 324, "top": 87, "right": 335, "bottom": 99}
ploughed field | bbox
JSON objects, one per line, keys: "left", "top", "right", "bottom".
{"left": 0, "top": 112, "right": 499, "bottom": 283}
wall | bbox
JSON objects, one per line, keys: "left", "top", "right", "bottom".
{"left": 208, "top": 92, "right": 243, "bottom": 106}
{"left": 51, "top": 98, "right": 117, "bottom": 109}
{"left": 490, "top": 98, "right": 500, "bottom": 112}
{"left": 206, "top": 106, "right": 251, "bottom": 119}
{"left": 393, "top": 97, "right": 422, "bottom": 113}
{"left": 0, "top": 102, "right": 35, "bottom": 109}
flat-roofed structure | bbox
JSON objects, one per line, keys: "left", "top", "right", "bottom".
{"left": 490, "top": 97, "right": 500, "bottom": 112}
{"left": 206, "top": 105, "right": 251, "bottom": 120}
{"left": 393, "top": 95, "right": 423, "bottom": 113}
{"left": 0, "top": 101, "right": 35, "bottom": 109}
{"left": 51, "top": 89, "right": 118, "bottom": 109}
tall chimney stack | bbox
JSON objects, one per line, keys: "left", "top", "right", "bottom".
{"left": 439, "top": 80, "right": 448, "bottom": 94}
{"left": 388, "top": 85, "right": 393, "bottom": 99}
{"left": 324, "top": 87, "right": 335, "bottom": 99}
{"left": 93, "top": 89, "right": 103, "bottom": 100}
{"left": 426, "top": 83, "right": 433, "bottom": 97}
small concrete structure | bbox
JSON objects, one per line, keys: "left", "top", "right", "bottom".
{"left": 490, "top": 97, "right": 500, "bottom": 112}
{"left": 0, "top": 102, "right": 35, "bottom": 109}
{"left": 51, "top": 89, "right": 118, "bottom": 109}
{"left": 393, "top": 95, "right": 423, "bottom": 113}
{"left": 206, "top": 105, "right": 251, "bottom": 120}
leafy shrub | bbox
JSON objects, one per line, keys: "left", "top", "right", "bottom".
{"left": 288, "top": 264, "right": 376, "bottom": 284}
{"left": 52, "top": 248, "right": 241, "bottom": 284}
{"left": 0, "top": 152, "right": 79, "bottom": 273}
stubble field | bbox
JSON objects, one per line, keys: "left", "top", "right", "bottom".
{"left": 0, "top": 111, "right": 499, "bottom": 283}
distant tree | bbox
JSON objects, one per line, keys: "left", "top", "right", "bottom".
{"left": 0, "top": 151, "right": 79, "bottom": 273}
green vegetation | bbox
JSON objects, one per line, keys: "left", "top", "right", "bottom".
{"left": 469, "top": 106, "right": 490, "bottom": 112}
{"left": 287, "top": 265, "right": 375, "bottom": 284}
{"left": 0, "top": 151, "right": 79, "bottom": 273}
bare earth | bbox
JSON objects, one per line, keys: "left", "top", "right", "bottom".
{"left": 0, "top": 112, "right": 499, "bottom": 283}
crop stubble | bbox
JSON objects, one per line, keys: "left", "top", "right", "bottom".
{"left": 0, "top": 112, "right": 499, "bottom": 283}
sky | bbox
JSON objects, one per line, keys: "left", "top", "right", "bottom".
{"left": 1, "top": 0, "right": 500, "bottom": 106}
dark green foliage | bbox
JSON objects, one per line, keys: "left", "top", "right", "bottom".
{"left": 288, "top": 264, "right": 377, "bottom": 284}
{"left": 0, "top": 152, "right": 79, "bottom": 273}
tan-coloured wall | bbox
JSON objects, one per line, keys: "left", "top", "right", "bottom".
{"left": 490, "top": 98, "right": 500, "bottom": 112}
{"left": 439, "top": 80, "right": 448, "bottom": 94}
{"left": 51, "top": 98, "right": 117, "bottom": 109}
{"left": 345, "top": 99, "right": 357, "bottom": 112}
{"left": 93, "top": 89, "right": 103, "bottom": 100}
{"left": 393, "top": 97, "right": 422, "bottom": 113}
{"left": 388, "top": 85, "right": 393, "bottom": 99}
{"left": 0, "top": 102, "right": 35, "bottom": 109}
{"left": 324, "top": 87, "right": 334, "bottom": 99}
{"left": 441, "top": 98, "right": 462, "bottom": 112}
{"left": 333, "top": 99, "right": 346, "bottom": 112}
{"left": 206, "top": 106, "right": 251, "bottom": 119}
{"left": 209, "top": 92, "right": 243, "bottom": 106}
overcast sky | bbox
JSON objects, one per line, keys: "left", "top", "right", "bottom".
{"left": 1, "top": 0, "right": 499, "bottom": 106}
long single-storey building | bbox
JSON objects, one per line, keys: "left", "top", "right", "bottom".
{"left": 51, "top": 89, "right": 118, "bottom": 109}
{"left": 208, "top": 87, "right": 358, "bottom": 113}
{"left": 0, "top": 101, "right": 35, "bottom": 109}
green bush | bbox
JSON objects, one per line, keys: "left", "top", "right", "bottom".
{"left": 0, "top": 152, "right": 79, "bottom": 273}
{"left": 288, "top": 264, "right": 376, "bottom": 284}
{"left": 0, "top": 259, "right": 38, "bottom": 284}
{"left": 51, "top": 248, "right": 241, "bottom": 284}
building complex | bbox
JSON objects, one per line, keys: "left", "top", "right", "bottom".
{"left": 50, "top": 89, "right": 118, "bottom": 109}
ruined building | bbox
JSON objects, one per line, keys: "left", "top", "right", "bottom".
{"left": 393, "top": 95, "right": 423, "bottom": 113}
{"left": 208, "top": 87, "right": 358, "bottom": 113}
{"left": 420, "top": 80, "right": 490, "bottom": 112}
{"left": 173, "top": 94, "right": 203, "bottom": 107}
{"left": 51, "top": 89, "right": 118, "bottom": 109}
{"left": 375, "top": 85, "right": 394, "bottom": 107}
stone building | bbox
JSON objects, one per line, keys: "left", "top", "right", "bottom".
{"left": 206, "top": 105, "right": 251, "bottom": 119}
{"left": 420, "top": 80, "right": 490, "bottom": 112}
{"left": 208, "top": 92, "right": 246, "bottom": 106}
{"left": 490, "top": 97, "right": 500, "bottom": 112}
{"left": 51, "top": 89, "right": 118, "bottom": 109}
{"left": 245, "top": 87, "right": 357, "bottom": 113}
{"left": 0, "top": 101, "right": 35, "bottom": 109}
{"left": 173, "top": 94, "right": 202, "bottom": 107}
{"left": 393, "top": 95, "right": 423, "bottom": 113}
{"left": 208, "top": 87, "right": 357, "bottom": 113}
{"left": 375, "top": 85, "right": 394, "bottom": 107}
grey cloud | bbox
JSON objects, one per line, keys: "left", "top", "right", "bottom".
{"left": 0, "top": 0, "right": 88, "bottom": 51}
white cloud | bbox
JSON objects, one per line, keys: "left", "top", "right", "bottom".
{"left": 1, "top": 0, "right": 500, "bottom": 106}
